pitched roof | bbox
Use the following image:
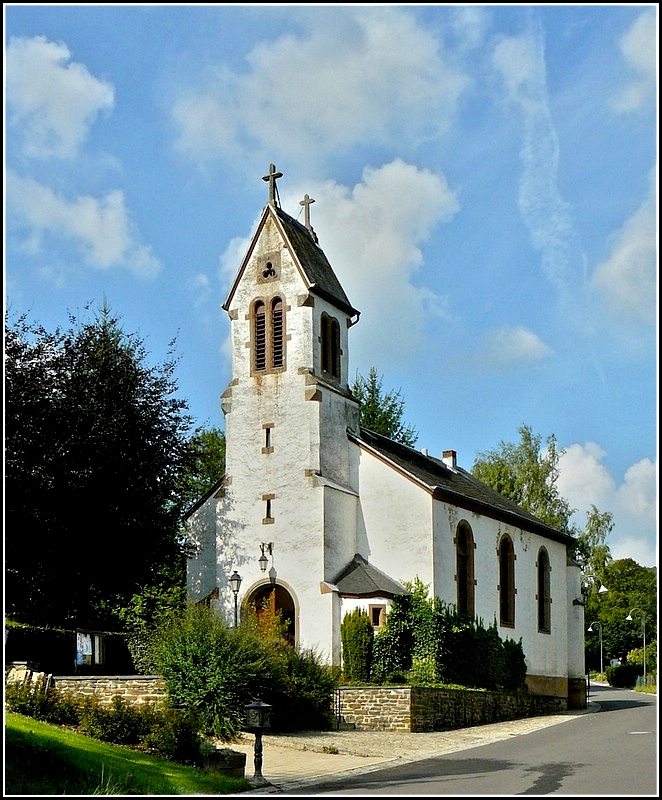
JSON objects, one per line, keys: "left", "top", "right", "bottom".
{"left": 350, "top": 427, "right": 576, "bottom": 547}
{"left": 333, "top": 553, "right": 410, "bottom": 598}
{"left": 223, "top": 204, "right": 359, "bottom": 318}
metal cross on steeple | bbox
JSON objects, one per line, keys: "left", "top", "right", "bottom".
{"left": 262, "top": 163, "right": 283, "bottom": 207}
{"left": 299, "top": 193, "right": 315, "bottom": 231}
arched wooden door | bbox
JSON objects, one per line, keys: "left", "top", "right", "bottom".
{"left": 248, "top": 584, "right": 295, "bottom": 645}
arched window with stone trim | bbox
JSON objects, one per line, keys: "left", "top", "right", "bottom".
{"left": 455, "top": 521, "right": 475, "bottom": 617}
{"left": 537, "top": 547, "right": 551, "bottom": 633}
{"left": 321, "top": 312, "right": 341, "bottom": 379}
{"left": 498, "top": 534, "right": 516, "bottom": 627}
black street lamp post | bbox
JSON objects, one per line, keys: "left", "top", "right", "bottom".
{"left": 229, "top": 571, "right": 242, "bottom": 628}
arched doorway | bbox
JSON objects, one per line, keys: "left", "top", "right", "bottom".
{"left": 247, "top": 584, "right": 296, "bottom": 645}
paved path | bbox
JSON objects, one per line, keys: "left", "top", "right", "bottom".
{"left": 227, "top": 703, "right": 598, "bottom": 794}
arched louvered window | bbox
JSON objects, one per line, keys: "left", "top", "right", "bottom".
{"left": 498, "top": 535, "right": 516, "bottom": 627}
{"left": 254, "top": 301, "right": 266, "bottom": 371}
{"left": 321, "top": 313, "right": 341, "bottom": 379}
{"left": 252, "top": 297, "right": 286, "bottom": 374}
{"left": 537, "top": 548, "right": 551, "bottom": 633}
{"left": 272, "top": 298, "right": 283, "bottom": 368}
{"left": 456, "top": 522, "right": 475, "bottom": 617}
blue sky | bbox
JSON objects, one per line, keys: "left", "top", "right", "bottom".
{"left": 5, "top": 5, "right": 657, "bottom": 568}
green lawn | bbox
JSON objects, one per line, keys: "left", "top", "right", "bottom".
{"left": 5, "top": 712, "right": 251, "bottom": 795}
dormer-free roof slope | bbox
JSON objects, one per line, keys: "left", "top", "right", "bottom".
{"left": 351, "top": 426, "right": 576, "bottom": 547}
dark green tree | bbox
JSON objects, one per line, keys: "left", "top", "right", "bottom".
{"left": 179, "top": 427, "right": 226, "bottom": 510}
{"left": 351, "top": 367, "right": 418, "bottom": 446}
{"left": 585, "top": 558, "right": 657, "bottom": 669}
{"left": 340, "top": 608, "right": 374, "bottom": 682}
{"left": 5, "top": 307, "right": 197, "bottom": 630}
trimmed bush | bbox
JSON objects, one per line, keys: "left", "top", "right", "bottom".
{"left": 606, "top": 663, "right": 641, "bottom": 688}
{"left": 340, "top": 608, "right": 374, "bottom": 682}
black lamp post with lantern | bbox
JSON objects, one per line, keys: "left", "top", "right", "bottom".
{"left": 245, "top": 697, "right": 272, "bottom": 785}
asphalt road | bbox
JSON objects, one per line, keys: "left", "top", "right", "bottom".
{"left": 288, "top": 685, "right": 657, "bottom": 796}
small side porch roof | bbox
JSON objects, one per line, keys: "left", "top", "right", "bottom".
{"left": 332, "top": 554, "right": 410, "bottom": 599}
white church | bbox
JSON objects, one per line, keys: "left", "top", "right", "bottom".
{"left": 186, "top": 165, "right": 587, "bottom": 708}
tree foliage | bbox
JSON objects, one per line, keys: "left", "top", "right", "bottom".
{"left": 5, "top": 308, "right": 197, "bottom": 630}
{"left": 351, "top": 367, "right": 418, "bottom": 446}
{"left": 371, "top": 578, "right": 527, "bottom": 691}
{"left": 471, "top": 424, "right": 576, "bottom": 534}
{"left": 340, "top": 608, "right": 374, "bottom": 682}
{"left": 584, "top": 558, "right": 657, "bottom": 670}
{"left": 178, "top": 427, "right": 226, "bottom": 511}
{"left": 574, "top": 504, "right": 613, "bottom": 576}
{"left": 154, "top": 604, "right": 338, "bottom": 739}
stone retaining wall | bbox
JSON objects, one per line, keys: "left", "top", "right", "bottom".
{"left": 337, "top": 685, "right": 567, "bottom": 732}
{"left": 47, "top": 676, "right": 566, "bottom": 732}
{"left": 52, "top": 675, "right": 167, "bottom": 706}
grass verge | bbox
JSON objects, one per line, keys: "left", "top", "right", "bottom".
{"left": 5, "top": 712, "right": 251, "bottom": 795}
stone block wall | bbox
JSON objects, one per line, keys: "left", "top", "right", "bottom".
{"left": 337, "top": 685, "right": 567, "bottom": 732}
{"left": 52, "top": 675, "right": 167, "bottom": 706}
{"left": 45, "top": 676, "right": 567, "bottom": 732}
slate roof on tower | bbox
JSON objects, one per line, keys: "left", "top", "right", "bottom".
{"left": 223, "top": 203, "right": 360, "bottom": 319}
{"left": 350, "top": 426, "right": 576, "bottom": 547}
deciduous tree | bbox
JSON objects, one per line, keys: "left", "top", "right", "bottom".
{"left": 471, "top": 424, "right": 576, "bottom": 534}
{"left": 5, "top": 307, "right": 197, "bottom": 630}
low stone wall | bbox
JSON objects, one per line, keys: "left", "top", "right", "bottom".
{"left": 52, "top": 675, "right": 166, "bottom": 706}
{"left": 46, "top": 676, "right": 566, "bottom": 732}
{"left": 337, "top": 685, "right": 567, "bottom": 732}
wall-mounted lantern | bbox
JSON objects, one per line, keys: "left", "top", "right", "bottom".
{"left": 259, "top": 542, "right": 273, "bottom": 573}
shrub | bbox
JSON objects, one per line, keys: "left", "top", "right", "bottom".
{"left": 78, "top": 695, "right": 148, "bottom": 745}
{"left": 340, "top": 608, "right": 373, "bottom": 682}
{"left": 371, "top": 593, "right": 414, "bottom": 682}
{"left": 370, "top": 578, "right": 528, "bottom": 692}
{"left": 606, "top": 663, "right": 641, "bottom": 688}
{"left": 267, "top": 643, "right": 338, "bottom": 732}
{"left": 502, "top": 637, "right": 527, "bottom": 690}
{"left": 141, "top": 706, "right": 203, "bottom": 764}
{"left": 153, "top": 603, "right": 276, "bottom": 740}
{"left": 4, "top": 677, "right": 80, "bottom": 726}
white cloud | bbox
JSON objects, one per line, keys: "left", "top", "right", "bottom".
{"left": 172, "top": 7, "right": 467, "bottom": 169}
{"left": 475, "top": 325, "right": 553, "bottom": 370}
{"left": 590, "top": 167, "right": 657, "bottom": 324}
{"left": 449, "top": 5, "right": 490, "bottom": 52}
{"left": 7, "top": 171, "right": 161, "bottom": 278}
{"left": 284, "top": 159, "right": 460, "bottom": 368}
{"left": 492, "top": 22, "right": 584, "bottom": 311}
{"left": 610, "top": 9, "right": 657, "bottom": 113}
{"left": 6, "top": 35, "right": 114, "bottom": 160}
{"left": 558, "top": 443, "right": 657, "bottom": 568}
{"left": 219, "top": 160, "right": 459, "bottom": 370}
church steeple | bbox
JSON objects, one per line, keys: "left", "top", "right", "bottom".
{"left": 221, "top": 164, "right": 361, "bottom": 486}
